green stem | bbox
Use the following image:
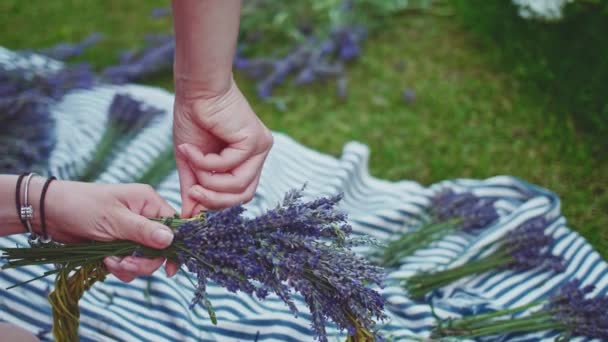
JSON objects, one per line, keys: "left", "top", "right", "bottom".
{"left": 383, "top": 220, "right": 458, "bottom": 266}
{"left": 79, "top": 127, "right": 120, "bottom": 182}
{"left": 405, "top": 253, "right": 510, "bottom": 298}
{"left": 135, "top": 146, "right": 176, "bottom": 186}
{"left": 451, "top": 299, "right": 546, "bottom": 327}
{"left": 469, "top": 317, "right": 562, "bottom": 337}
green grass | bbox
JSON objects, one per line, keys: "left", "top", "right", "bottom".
{"left": 1, "top": 1, "right": 606, "bottom": 259}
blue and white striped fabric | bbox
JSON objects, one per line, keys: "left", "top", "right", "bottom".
{"left": 1, "top": 48, "right": 606, "bottom": 341}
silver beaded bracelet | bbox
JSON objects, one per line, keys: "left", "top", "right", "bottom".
{"left": 20, "top": 172, "right": 40, "bottom": 245}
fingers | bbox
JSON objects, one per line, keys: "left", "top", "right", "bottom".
{"left": 114, "top": 209, "right": 174, "bottom": 249}
{"left": 175, "top": 148, "right": 203, "bottom": 218}
{"left": 193, "top": 153, "right": 267, "bottom": 193}
{"left": 165, "top": 260, "right": 178, "bottom": 278}
{"left": 135, "top": 184, "right": 177, "bottom": 218}
{"left": 104, "top": 256, "right": 166, "bottom": 282}
{"left": 188, "top": 173, "right": 260, "bottom": 209}
{"left": 178, "top": 143, "right": 250, "bottom": 173}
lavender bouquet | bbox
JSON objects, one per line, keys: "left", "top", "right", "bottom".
{"left": 432, "top": 279, "right": 608, "bottom": 340}
{"left": 78, "top": 93, "right": 164, "bottom": 181}
{"left": 404, "top": 217, "right": 566, "bottom": 299}
{"left": 1, "top": 189, "right": 386, "bottom": 342}
{"left": 381, "top": 190, "right": 499, "bottom": 267}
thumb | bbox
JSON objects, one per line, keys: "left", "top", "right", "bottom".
{"left": 114, "top": 209, "right": 174, "bottom": 249}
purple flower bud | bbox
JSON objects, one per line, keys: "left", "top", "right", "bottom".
{"left": 548, "top": 279, "right": 608, "bottom": 339}
{"left": 102, "top": 39, "right": 174, "bottom": 83}
{"left": 150, "top": 7, "right": 171, "bottom": 18}
{"left": 256, "top": 81, "right": 273, "bottom": 99}
{"left": 175, "top": 189, "right": 386, "bottom": 341}
{"left": 108, "top": 93, "right": 164, "bottom": 132}
{"left": 502, "top": 217, "right": 566, "bottom": 272}
{"left": 294, "top": 67, "right": 316, "bottom": 85}
{"left": 431, "top": 190, "right": 499, "bottom": 232}
{"left": 38, "top": 33, "right": 103, "bottom": 61}
{"left": 402, "top": 88, "right": 416, "bottom": 104}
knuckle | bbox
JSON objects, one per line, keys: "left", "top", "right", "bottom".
{"left": 260, "top": 130, "right": 273, "bottom": 150}
{"left": 234, "top": 177, "right": 249, "bottom": 191}
{"left": 135, "top": 219, "right": 148, "bottom": 237}
{"left": 141, "top": 184, "right": 156, "bottom": 194}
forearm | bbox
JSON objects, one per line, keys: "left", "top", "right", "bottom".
{"left": 172, "top": 0, "right": 241, "bottom": 99}
{"left": 0, "top": 175, "right": 46, "bottom": 236}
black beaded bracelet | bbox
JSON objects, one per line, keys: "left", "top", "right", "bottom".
{"left": 14, "top": 173, "right": 28, "bottom": 230}
{"left": 39, "top": 176, "right": 57, "bottom": 243}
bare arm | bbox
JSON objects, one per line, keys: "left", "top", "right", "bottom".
{"left": 172, "top": 0, "right": 242, "bottom": 98}
{"left": 171, "top": 0, "right": 273, "bottom": 215}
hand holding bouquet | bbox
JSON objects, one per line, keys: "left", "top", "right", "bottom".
{"left": 2, "top": 186, "right": 387, "bottom": 342}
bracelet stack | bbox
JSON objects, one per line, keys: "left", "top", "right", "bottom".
{"left": 15, "top": 172, "right": 56, "bottom": 246}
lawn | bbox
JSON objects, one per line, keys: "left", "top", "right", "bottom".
{"left": 1, "top": 1, "right": 606, "bottom": 259}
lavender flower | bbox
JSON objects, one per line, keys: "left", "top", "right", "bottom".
{"left": 35, "top": 63, "right": 95, "bottom": 100}
{"left": 502, "top": 217, "right": 566, "bottom": 272}
{"left": 38, "top": 33, "right": 103, "bottom": 61}
{"left": 0, "top": 59, "right": 94, "bottom": 173}
{"left": 102, "top": 39, "right": 174, "bottom": 83}
{"left": 78, "top": 93, "right": 164, "bottom": 181}
{"left": 381, "top": 190, "right": 499, "bottom": 267}
{"left": 108, "top": 93, "right": 164, "bottom": 132}
{"left": 402, "top": 88, "right": 415, "bottom": 104}
{"left": 404, "top": 217, "right": 565, "bottom": 299}
{"left": 175, "top": 189, "right": 386, "bottom": 341}
{"left": 150, "top": 7, "right": 171, "bottom": 18}
{"left": 432, "top": 279, "right": 608, "bottom": 340}
{"left": 546, "top": 279, "right": 608, "bottom": 338}
{"left": 431, "top": 190, "right": 499, "bottom": 232}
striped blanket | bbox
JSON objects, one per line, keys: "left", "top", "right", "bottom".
{"left": 0, "top": 48, "right": 606, "bottom": 341}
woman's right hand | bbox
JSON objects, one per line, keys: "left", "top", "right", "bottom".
{"left": 173, "top": 78, "right": 273, "bottom": 216}
{"left": 37, "top": 180, "right": 178, "bottom": 282}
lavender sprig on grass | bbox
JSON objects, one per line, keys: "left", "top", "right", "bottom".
{"left": 38, "top": 33, "right": 103, "bottom": 61}
{"left": 381, "top": 190, "right": 498, "bottom": 267}
{"left": 432, "top": 279, "right": 608, "bottom": 340}
{"left": 1, "top": 189, "right": 386, "bottom": 342}
{"left": 404, "top": 217, "right": 565, "bottom": 299}
{"left": 78, "top": 93, "right": 164, "bottom": 181}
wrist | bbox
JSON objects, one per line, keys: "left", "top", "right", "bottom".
{"left": 173, "top": 72, "right": 234, "bottom": 103}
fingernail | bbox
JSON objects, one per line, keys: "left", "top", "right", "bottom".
{"left": 120, "top": 260, "right": 138, "bottom": 272}
{"left": 153, "top": 228, "right": 174, "bottom": 246}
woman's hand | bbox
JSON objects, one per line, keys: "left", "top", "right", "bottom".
{"left": 173, "top": 78, "right": 273, "bottom": 217}
{"left": 41, "top": 180, "right": 178, "bottom": 282}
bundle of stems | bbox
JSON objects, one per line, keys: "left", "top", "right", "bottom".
{"left": 403, "top": 217, "right": 565, "bottom": 299}
{"left": 431, "top": 279, "right": 608, "bottom": 340}
{"left": 381, "top": 190, "right": 498, "bottom": 267}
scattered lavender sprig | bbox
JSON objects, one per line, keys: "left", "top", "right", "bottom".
{"left": 237, "top": 24, "right": 367, "bottom": 100}
{"left": 78, "top": 93, "right": 164, "bottom": 181}
{"left": 1, "top": 189, "right": 387, "bottom": 342}
{"left": 37, "top": 33, "right": 104, "bottom": 61}
{"left": 432, "top": 279, "right": 608, "bottom": 340}
{"left": 102, "top": 38, "right": 174, "bottom": 84}
{"left": 403, "top": 217, "right": 566, "bottom": 299}
{"left": 0, "top": 59, "right": 95, "bottom": 173}
{"left": 381, "top": 190, "right": 498, "bottom": 267}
